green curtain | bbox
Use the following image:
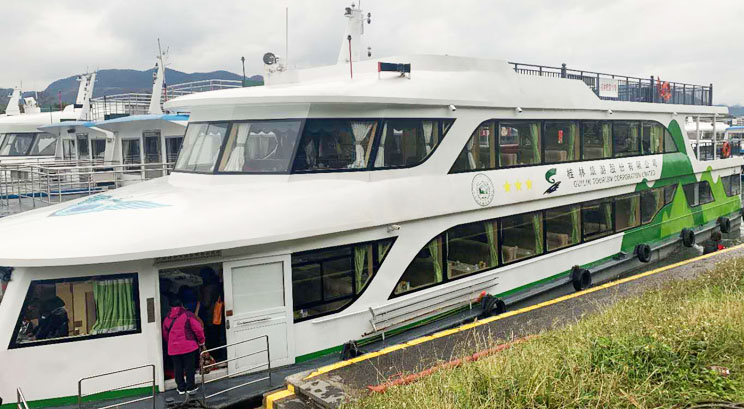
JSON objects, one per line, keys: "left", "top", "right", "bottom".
{"left": 484, "top": 221, "right": 498, "bottom": 266}
{"left": 531, "top": 214, "right": 543, "bottom": 254}
{"left": 378, "top": 240, "right": 392, "bottom": 261}
{"left": 631, "top": 125, "right": 639, "bottom": 152}
{"left": 650, "top": 125, "right": 662, "bottom": 154}
{"left": 428, "top": 238, "right": 443, "bottom": 283}
{"left": 568, "top": 123, "right": 577, "bottom": 161}
{"left": 603, "top": 203, "right": 612, "bottom": 231}
{"left": 530, "top": 123, "right": 541, "bottom": 163}
{"left": 91, "top": 278, "right": 136, "bottom": 334}
{"left": 601, "top": 123, "right": 612, "bottom": 158}
{"left": 354, "top": 246, "right": 368, "bottom": 292}
{"left": 570, "top": 206, "right": 580, "bottom": 244}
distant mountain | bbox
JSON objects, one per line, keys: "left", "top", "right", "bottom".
{"left": 728, "top": 105, "right": 744, "bottom": 117}
{"left": 0, "top": 68, "right": 263, "bottom": 112}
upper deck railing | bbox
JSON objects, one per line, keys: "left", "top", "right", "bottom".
{"left": 509, "top": 62, "right": 713, "bottom": 106}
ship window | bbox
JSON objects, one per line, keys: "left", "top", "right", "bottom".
{"left": 699, "top": 181, "right": 714, "bottom": 204}
{"left": 582, "top": 121, "right": 612, "bottom": 160}
{"left": 583, "top": 200, "right": 613, "bottom": 240}
{"left": 545, "top": 205, "right": 581, "bottom": 252}
{"left": 446, "top": 220, "right": 498, "bottom": 279}
{"left": 544, "top": 121, "right": 579, "bottom": 163}
{"left": 175, "top": 122, "right": 229, "bottom": 172}
{"left": 613, "top": 121, "right": 641, "bottom": 157}
{"left": 29, "top": 133, "right": 57, "bottom": 156}
{"left": 641, "top": 188, "right": 664, "bottom": 224}
{"left": 664, "top": 129, "right": 678, "bottom": 153}
{"left": 723, "top": 175, "right": 741, "bottom": 197}
{"left": 664, "top": 184, "right": 677, "bottom": 204}
{"left": 292, "top": 238, "right": 394, "bottom": 321}
{"left": 10, "top": 274, "right": 141, "bottom": 348}
{"left": 615, "top": 194, "right": 641, "bottom": 231}
{"left": 292, "top": 119, "right": 378, "bottom": 171}
{"left": 122, "top": 139, "right": 141, "bottom": 164}
{"left": 91, "top": 139, "right": 107, "bottom": 160}
{"left": 220, "top": 120, "right": 302, "bottom": 173}
{"left": 683, "top": 182, "right": 699, "bottom": 206}
{"left": 500, "top": 211, "right": 543, "bottom": 264}
{"left": 450, "top": 121, "right": 496, "bottom": 172}
{"left": 499, "top": 121, "right": 541, "bottom": 167}
{"left": 166, "top": 137, "right": 183, "bottom": 163}
{"left": 395, "top": 236, "right": 444, "bottom": 295}
{"left": 641, "top": 122, "right": 664, "bottom": 155}
{"left": 0, "top": 133, "right": 35, "bottom": 156}
{"left": 373, "top": 119, "right": 450, "bottom": 168}
{"left": 76, "top": 133, "right": 90, "bottom": 160}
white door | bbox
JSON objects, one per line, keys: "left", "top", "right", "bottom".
{"left": 223, "top": 255, "right": 294, "bottom": 375}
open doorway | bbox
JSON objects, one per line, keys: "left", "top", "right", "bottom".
{"left": 159, "top": 263, "right": 227, "bottom": 386}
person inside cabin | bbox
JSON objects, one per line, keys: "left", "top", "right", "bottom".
{"left": 34, "top": 296, "right": 69, "bottom": 340}
{"left": 178, "top": 285, "right": 199, "bottom": 313}
{"left": 162, "top": 296, "right": 205, "bottom": 395}
{"left": 198, "top": 267, "right": 225, "bottom": 361}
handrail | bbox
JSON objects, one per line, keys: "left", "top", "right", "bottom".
{"left": 199, "top": 335, "right": 271, "bottom": 401}
{"left": 16, "top": 388, "right": 29, "bottom": 409}
{"left": 77, "top": 364, "right": 156, "bottom": 409}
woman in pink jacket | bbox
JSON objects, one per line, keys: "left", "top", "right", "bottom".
{"left": 163, "top": 297, "right": 206, "bottom": 394}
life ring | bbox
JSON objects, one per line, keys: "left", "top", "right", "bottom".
{"left": 681, "top": 228, "right": 696, "bottom": 247}
{"left": 657, "top": 79, "right": 671, "bottom": 102}
{"left": 722, "top": 141, "right": 731, "bottom": 158}
{"left": 635, "top": 244, "right": 652, "bottom": 263}
{"left": 571, "top": 266, "right": 592, "bottom": 292}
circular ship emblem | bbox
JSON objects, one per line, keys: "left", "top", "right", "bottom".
{"left": 471, "top": 174, "right": 495, "bottom": 207}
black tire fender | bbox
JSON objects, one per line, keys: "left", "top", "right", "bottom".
{"left": 571, "top": 266, "right": 592, "bottom": 292}
{"left": 635, "top": 243, "right": 652, "bottom": 263}
{"left": 480, "top": 295, "right": 507, "bottom": 317}
{"left": 718, "top": 217, "right": 732, "bottom": 234}
{"left": 681, "top": 228, "right": 695, "bottom": 248}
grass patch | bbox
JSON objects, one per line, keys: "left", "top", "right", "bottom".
{"left": 348, "top": 257, "right": 744, "bottom": 409}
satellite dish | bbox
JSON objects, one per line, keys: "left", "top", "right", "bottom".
{"left": 263, "top": 52, "right": 277, "bottom": 65}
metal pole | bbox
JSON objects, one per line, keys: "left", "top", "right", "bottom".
{"left": 696, "top": 116, "right": 701, "bottom": 159}
{"left": 265, "top": 335, "right": 272, "bottom": 385}
{"left": 709, "top": 83, "right": 713, "bottom": 106}
{"left": 241, "top": 57, "right": 246, "bottom": 87}
{"left": 713, "top": 113, "right": 718, "bottom": 160}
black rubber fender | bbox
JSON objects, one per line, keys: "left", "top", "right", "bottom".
{"left": 480, "top": 295, "right": 507, "bottom": 317}
{"left": 635, "top": 243, "right": 652, "bottom": 263}
{"left": 571, "top": 266, "right": 592, "bottom": 292}
{"left": 681, "top": 228, "right": 695, "bottom": 248}
{"left": 718, "top": 217, "right": 732, "bottom": 234}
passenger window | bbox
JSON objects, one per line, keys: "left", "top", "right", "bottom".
{"left": 292, "top": 119, "right": 377, "bottom": 172}
{"left": 292, "top": 239, "right": 394, "bottom": 320}
{"left": 683, "top": 182, "right": 699, "bottom": 206}
{"left": 582, "top": 200, "right": 613, "bottom": 240}
{"left": 641, "top": 188, "right": 664, "bottom": 224}
{"left": 29, "top": 133, "right": 58, "bottom": 156}
{"left": 395, "top": 236, "right": 444, "bottom": 295}
{"left": 499, "top": 121, "right": 541, "bottom": 167}
{"left": 642, "top": 122, "right": 664, "bottom": 155}
{"left": 727, "top": 175, "right": 741, "bottom": 196}
{"left": 581, "top": 121, "right": 612, "bottom": 160}
{"left": 12, "top": 274, "right": 140, "bottom": 348}
{"left": 664, "top": 128, "right": 678, "bottom": 153}
{"left": 699, "top": 181, "right": 714, "bottom": 204}
{"left": 613, "top": 121, "right": 641, "bottom": 157}
{"left": 0, "top": 133, "right": 35, "bottom": 156}
{"left": 175, "top": 122, "right": 229, "bottom": 172}
{"left": 545, "top": 205, "right": 581, "bottom": 251}
{"left": 220, "top": 120, "right": 303, "bottom": 173}
{"left": 615, "top": 194, "right": 641, "bottom": 231}
{"left": 544, "top": 121, "right": 579, "bottom": 163}
{"left": 446, "top": 220, "right": 498, "bottom": 279}
{"left": 500, "top": 212, "right": 543, "bottom": 264}
{"left": 450, "top": 121, "right": 496, "bottom": 172}
{"left": 122, "top": 139, "right": 141, "bottom": 164}
{"left": 664, "top": 184, "right": 677, "bottom": 204}
{"left": 374, "top": 119, "right": 448, "bottom": 168}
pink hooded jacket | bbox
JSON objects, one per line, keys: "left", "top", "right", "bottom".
{"left": 162, "top": 306, "right": 206, "bottom": 356}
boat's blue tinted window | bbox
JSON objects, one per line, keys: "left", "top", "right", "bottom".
{"left": 293, "top": 119, "right": 378, "bottom": 171}
{"left": 0, "top": 133, "right": 35, "bottom": 156}
{"left": 175, "top": 122, "right": 229, "bottom": 172}
{"left": 11, "top": 274, "right": 141, "bottom": 348}
{"left": 373, "top": 119, "right": 452, "bottom": 168}
{"left": 219, "top": 120, "right": 302, "bottom": 173}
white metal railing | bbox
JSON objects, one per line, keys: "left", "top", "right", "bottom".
{"left": 199, "top": 335, "right": 271, "bottom": 401}
{"left": 16, "top": 388, "right": 29, "bottom": 409}
{"left": 78, "top": 364, "right": 156, "bottom": 409}
{"left": 90, "top": 93, "right": 152, "bottom": 121}
{"left": 166, "top": 79, "right": 243, "bottom": 99}
{"left": 0, "top": 160, "right": 173, "bottom": 214}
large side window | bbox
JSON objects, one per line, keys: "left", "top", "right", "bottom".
{"left": 664, "top": 127, "right": 678, "bottom": 153}
{"left": 394, "top": 236, "right": 443, "bottom": 295}
{"left": 292, "top": 119, "right": 377, "bottom": 172}
{"left": 499, "top": 121, "right": 541, "bottom": 167}
{"left": 641, "top": 122, "right": 664, "bottom": 155}
{"left": 723, "top": 175, "right": 741, "bottom": 197}
{"left": 175, "top": 122, "right": 229, "bottom": 173}
{"left": 699, "top": 181, "right": 714, "bottom": 204}
{"left": 122, "top": 139, "right": 141, "bottom": 164}
{"left": 29, "top": 133, "right": 58, "bottom": 156}
{"left": 615, "top": 194, "right": 641, "bottom": 231}
{"left": 544, "top": 121, "right": 579, "bottom": 163}
{"left": 446, "top": 220, "right": 498, "bottom": 279}
{"left": 613, "top": 121, "right": 641, "bottom": 157}
{"left": 220, "top": 120, "right": 302, "bottom": 173}
{"left": 373, "top": 119, "right": 450, "bottom": 168}
{"left": 450, "top": 121, "right": 496, "bottom": 172}
{"left": 664, "top": 184, "right": 677, "bottom": 204}
{"left": 581, "top": 121, "right": 612, "bottom": 160}
{"left": 12, "top": 274, "right": 140, "bottom": 348}
{"left": 683, "top": 182, "right": 699, "bottom": 207}
{"left": 0, "top": 133, "right": 35, "bottom": 156}
{"left": 582, "top": 200, "right": 613, "bottom": 240}
{"left": 292, "top": 238, "right": 394, "bottom": 320}
{"left": 545, "top": 204, "right": 581, "bottom": 252}
{"left": 501, "top": 211, "right": 543, "bottom": 264}
{"left": 641, "top": 188, "right": 664, "bottom": 224}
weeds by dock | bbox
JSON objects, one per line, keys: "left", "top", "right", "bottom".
{"left": 349, "top": 257, "right": 744, "bottom": 409}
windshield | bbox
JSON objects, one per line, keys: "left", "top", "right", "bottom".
{"left": 219, "top": 120, "right": 302, "bottom": 173}
{"left": 175, "top": 123, "right": 229, "bottom": 172}
{"left": 29, "top": 133, "right": 57, "bottom": 156}
{"left": 0, "top": 133, "right": 36, "bottom": 156}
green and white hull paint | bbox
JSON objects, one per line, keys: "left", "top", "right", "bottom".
{"left": 0, "top": 54, "right": 739, "bottom": 407}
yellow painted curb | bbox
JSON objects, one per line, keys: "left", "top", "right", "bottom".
{"left": 304, "top": 243, "right": 744, "bottom": 380}
{"left": 265, "top": 388, "right": 294, "bottom": 409}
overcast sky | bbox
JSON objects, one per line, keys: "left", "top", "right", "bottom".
{"left": 1, "top": 0, "right": 742, "bottom": 105}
